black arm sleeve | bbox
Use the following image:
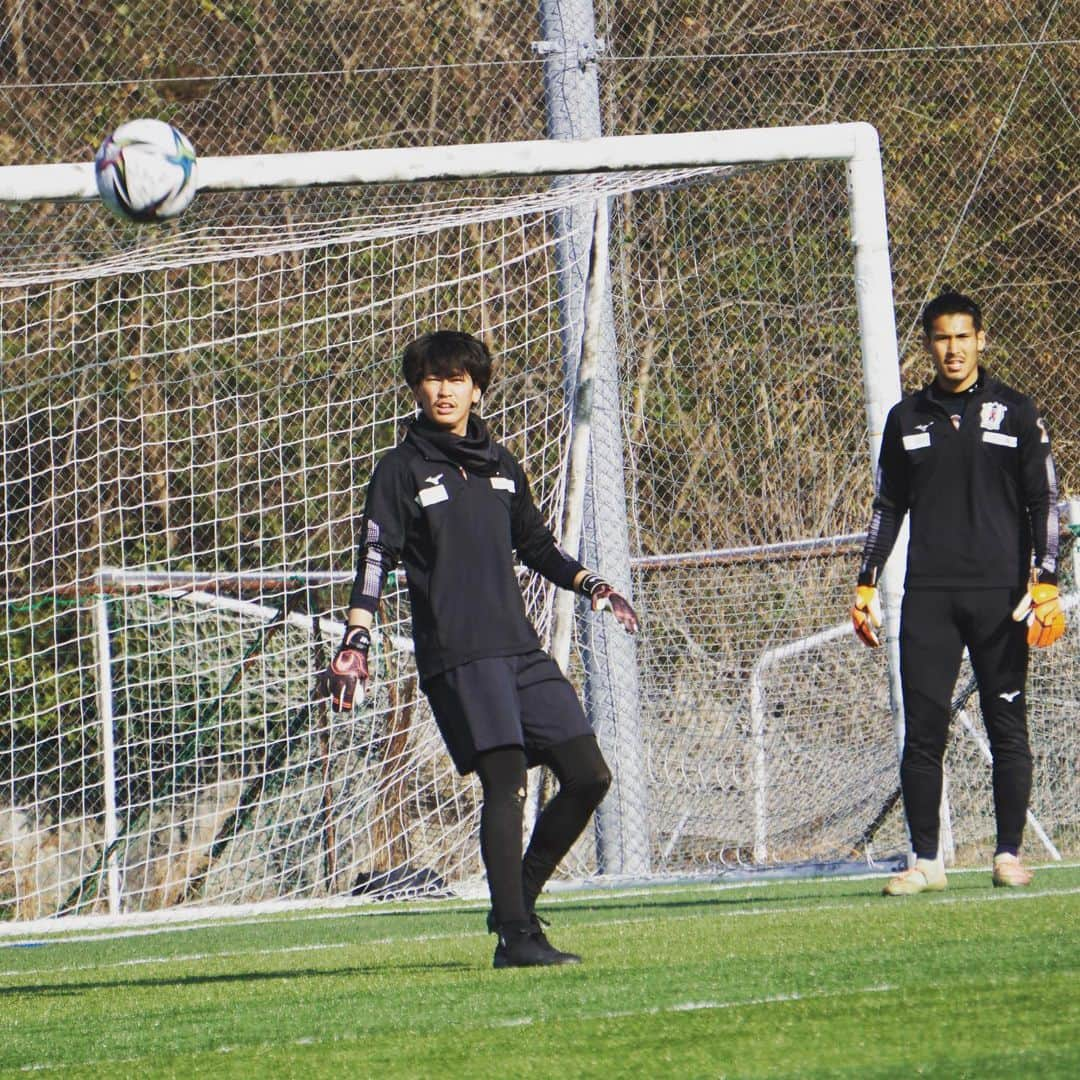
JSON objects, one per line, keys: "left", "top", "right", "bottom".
{"left": 347, "top": 453, "right": 414, "bottom": 613}
{"left": 509, "top": 460, "right": 586, "bottom": 591}
{"left": 347, "top": 532, "right": 394, "bottom": 614}
{"left": 857, "top": 408, "right": 909, "bottom": 587}
{"left": 1019, "top": 404, "right": 1059, "bottom": 584}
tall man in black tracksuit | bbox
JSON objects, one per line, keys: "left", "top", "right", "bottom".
{"left": 324, "top": 330, "right": 639, "bottom": 966}
{"left": 851, "top": 291, "right": 1065, "bottom": 895}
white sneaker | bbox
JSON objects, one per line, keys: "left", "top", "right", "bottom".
{"left": 992, "top": 853, "right": 1033, "bottom": 888}
{"left": 882, "top": 857, "right": 947, "bottom": 896}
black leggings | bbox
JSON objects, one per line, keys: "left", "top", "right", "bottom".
{"left": 899, "top": 587, "right": 1032, "bottom": 860}
{"left": 474, "top": 735, "right": 611, "bottom": 925}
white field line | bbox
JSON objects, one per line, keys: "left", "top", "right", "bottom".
{"left": 0, "top": 880, "right": 781, "bottom": 945}
{"left": 489, "top": 982, "right": 898, "bottom": 1028}
{"left": 0, "top": 933, "right": 457, "bottom": 980}
{"left": 0, "top": 878, "right": 763, "bottom": 942}
{"left": 0, "top": 891, "right": 478, "bottom": 941}
{"left": 0, "top": 868, "right": 967, "bottom": 941}
{"left": 2, "top": 884, "right": 1078, "bottom": 981}
{"left": 0, "top": 892, "right": 501, "bottom": 945}
{"left": 4, "top": 861, "right": 1078, "bottom": 946}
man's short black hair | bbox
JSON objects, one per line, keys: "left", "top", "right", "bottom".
{"left": 402, "top": 331, "right": 493, "bottom": 392}
{"left": 921, "top": 290, "right": 983, "bottom": 335}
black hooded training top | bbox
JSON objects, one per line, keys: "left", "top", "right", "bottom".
{"left": 858, "top": 369, "right": 1059, "bottom": 590}
{"left": 349, "top": 414, "right": 586, "bottom": 679}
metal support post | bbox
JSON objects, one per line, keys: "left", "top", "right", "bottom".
{"left": 537, "top": 0, "right": 648, "bottom": 874}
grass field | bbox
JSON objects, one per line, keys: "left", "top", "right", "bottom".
{"left": 2, "top": 865, "right": 1078, "bottom": 1078}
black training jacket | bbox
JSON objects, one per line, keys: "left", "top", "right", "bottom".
{"left": 858, "top": 370, "right": 1059, "bottom": 590}
{"left": 349, "top": 419, "right": 584, "bottom": 679}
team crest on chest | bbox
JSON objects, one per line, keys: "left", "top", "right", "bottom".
{"left": 980, "top": 402, "right": 1007, "bottom": 431}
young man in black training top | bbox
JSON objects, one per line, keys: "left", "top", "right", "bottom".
{"left": 324, "top": 330, "right": 639, "bottom": 966}
{"left": 851, "top": 290, "right": 1065, "bottom": 895}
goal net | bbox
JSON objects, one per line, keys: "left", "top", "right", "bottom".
{"left": 1, "top": 130, "right": 1076, "bottom": 922}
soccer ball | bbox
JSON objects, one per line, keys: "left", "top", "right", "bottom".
{"left": 94, "top": 118, "right": 198, "bottom": 223}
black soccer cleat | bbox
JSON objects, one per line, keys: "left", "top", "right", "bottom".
{"left": 490, "top": 916, "right": 582, "bottom": 969}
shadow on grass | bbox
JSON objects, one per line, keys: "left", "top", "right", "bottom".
{"left": 335, "top": 886, "right": 886, "bottom": 936}
{"left": 538, "top": 890, "right": 851, "bottom": 917}
{"left": 1, "top": 960, "right": 471, "bottom": 998}
{"left": 525, "top": 876, "right": 1006, "bottom": 921}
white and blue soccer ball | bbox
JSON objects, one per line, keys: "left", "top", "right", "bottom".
{"left": 94, "top": 118, "right": 198, "bottom": 223}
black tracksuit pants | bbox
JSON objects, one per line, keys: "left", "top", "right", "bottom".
{"left": 899, "top": 587, "right": 1033, "bottom": 860}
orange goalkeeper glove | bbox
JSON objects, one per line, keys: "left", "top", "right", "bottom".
{"left": 851, "top": 585, "right": 883, "bottom": 648}
{"left": 1011, "top": 581, "right": 1065, "bottom": 648}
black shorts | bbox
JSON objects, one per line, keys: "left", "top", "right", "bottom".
{"left": 422, "top": 650, "right": 592, "bottom": 774}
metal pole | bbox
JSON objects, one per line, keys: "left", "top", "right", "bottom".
{"left": 537, "top": 0, "right": 648, "bottom": 875}
{"left": 91, "top": 590, "right": 121, "bottom": 915}
{"left": 550, "top": 199, "right": 609, "bottom": 673}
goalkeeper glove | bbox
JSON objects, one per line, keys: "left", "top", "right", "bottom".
{"left": 1011, "top": 579, "right": 1065, "bottom": 648}
{"left": 322, "top": 625, "right": 371, "bottom": 711}
{"left": 851, "top": 585, "right": 883, "bottom": 648}
{"left": 579, "top": 573, "right": 639, "bottom": 635}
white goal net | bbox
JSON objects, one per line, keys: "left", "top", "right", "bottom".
{"left": 1, "top": 130, "right": 1076, "bottom": 921}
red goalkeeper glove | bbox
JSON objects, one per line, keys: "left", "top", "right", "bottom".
{"left": 851, "top": 585, "right": 883, "bottom": 648}
{"left": 1012, "top": 580, "right": 1065, "bottom": 648}
{"left": 322, "top": 625, "right": 371, "bottom": 711}
{"left": 580, "top": 573, "right": 639, "bottom": 635}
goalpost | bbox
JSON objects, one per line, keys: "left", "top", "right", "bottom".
{"left": 1, "top": 125, "right": 1074, "bottom": 924}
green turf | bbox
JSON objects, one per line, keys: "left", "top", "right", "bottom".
{"left": 2, "top": 867, "right": 1078, "bottom": 1078}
